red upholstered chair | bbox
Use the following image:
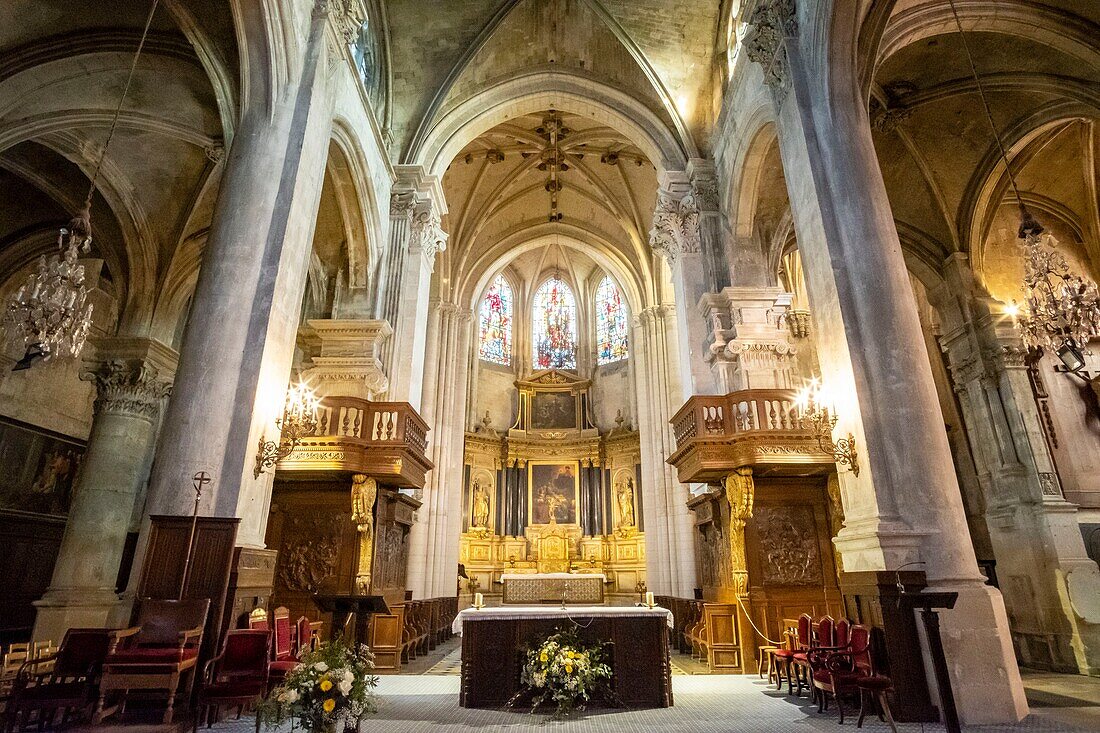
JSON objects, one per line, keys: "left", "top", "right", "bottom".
{"left": 772, "top": 614, "right": 810, "bottom": 694}
{"left": 95, "top": 598, "right": 210, "bottom": 724}
{"left": 3, "top": 628, "right": 112, "bottom": 732}
{"left": 194, "top": 630, "right": 270, "bottom": 733}
{"left": 794, "top": 615, "right": 833, "bottom": 697}
{"left": 812, "top": 623, "right": 875, "bottom": 724}
{"left": 247, "top": 607, "right": 269, "bottom": 631}
{"left": 268, "top": 607, "right": 298, "bottom": 687}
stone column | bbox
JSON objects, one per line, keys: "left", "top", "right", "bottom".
{"left": 33, "top": 338, "right": 175, "bottom": 641}
{"left": 633, "top": 306, "right": 696, "bottom": 596}
{"left": 744, "top": 0, "right": 1026, "bottom": 722}
{"left": 141, "top": 4, "right": 333, "bottom": 550}
{"left": 933, "top": 256, "right": 1100, "bottom": 674}
{"left": 299, "top": 319, "right": 391, "bottom": 399}
{"left": 407, "top": 301, "right": 471, "bottom": 598}
{"left": 378, "top": 170, "right": 447, "bottom": 410}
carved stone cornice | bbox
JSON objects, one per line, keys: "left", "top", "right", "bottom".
{"left": 743, "top": 0, "right": 797, "bottom": 105}
{"left": 81, "top": 359, "right": 172, "bottom": 420}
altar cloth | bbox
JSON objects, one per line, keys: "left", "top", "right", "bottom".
{"left": 452, "top": 605, "right": 674, "bottom": 635}
{"left": 499, "top": 572, "right": 606, "bottom": 581}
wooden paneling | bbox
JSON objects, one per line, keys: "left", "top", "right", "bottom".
{"left": 0, "top": 511, "right": 64, "bottom": 644}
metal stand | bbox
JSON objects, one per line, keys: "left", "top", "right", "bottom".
{"left": 178, "top": 471, "right": 210, "bottom": 599}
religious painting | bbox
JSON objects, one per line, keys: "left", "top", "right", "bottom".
{"left": 528, "top": 462, "right": 578, "bottom": 525}
{"left": 531, "top": 391, "right": 576, "bottom": 429}
{"left": 0, "top": 417, "right": 85, "bottom": 516}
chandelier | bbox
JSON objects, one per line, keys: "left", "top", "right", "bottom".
{"left": 1010, "top": 216, "right": 1100, "bottom": 371}
{"left": 795, "top": 378, "right": 860, "bottom": 476}
{"left": 945, "top": 0, "right": 1099, "bottom": 371}
{"left": 254, "top": 382, "right": 322, "bottom": 477}
{"left": 3, "top": 216, "right": 94, "bottom": 370}
{"left": 1, "top": 0, "right": 160, "bottom": 370}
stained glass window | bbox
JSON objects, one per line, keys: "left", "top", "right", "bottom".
{"left": 595, "top": 276, "right": 628, "bottom": 364}
{"left": 532, "top": 277, "right": 577, "bottom": 370}
{"left": 478, "top": 274, "right": 513, "bottom": 365}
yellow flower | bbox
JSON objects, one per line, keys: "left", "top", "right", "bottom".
{"left": 565, "top": 664, "right": 573, "bottom": 674}
{"left": 539, "top": 651, "right": 548, "bottom": 662}
{"left": 319, "top": 679, "right": 333, "bottom": 692}
{"left": 322, "top": 698, "right": 335, "bottom": 713}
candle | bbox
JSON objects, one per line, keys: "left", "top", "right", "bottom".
{"left": 474, "top": 592, "right": 484, "bottom": 608}
{"left": 645, "top": 591, "right": 655, "bottom": 608}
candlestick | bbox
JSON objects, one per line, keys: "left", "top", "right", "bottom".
{"left": 645, "top": 591, "right": 655, "bottom": 608}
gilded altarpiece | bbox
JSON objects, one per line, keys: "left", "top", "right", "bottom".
{"left": 460, "top": 370, "right": 645, "bottom": 603}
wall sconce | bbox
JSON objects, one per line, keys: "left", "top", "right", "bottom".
{"left": 795, "top": 378, "right": 860, "bottom": 476}
{"left": 254, "top": 382, "right": 321, "bottom": 477}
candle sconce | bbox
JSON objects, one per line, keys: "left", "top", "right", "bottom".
{"left": 254, "top": 382, "right": 321, "bottom": 477}
{"left": 796, "top": 378, "right": 860, "bottom": 477}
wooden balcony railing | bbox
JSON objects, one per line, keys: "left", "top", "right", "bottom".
{"left": 667, "top": 389, "right": 835, "bottom": 483}
{"left": 277, "top": 397, "right": 434, "bottom": 488}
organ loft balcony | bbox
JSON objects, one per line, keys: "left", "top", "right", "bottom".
{"left": 667, "top": 389, "right": 837, "bottom": 482}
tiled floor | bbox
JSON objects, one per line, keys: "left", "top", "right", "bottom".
{"left": 177, "top": 673, "right": 1096, "bottom": 733}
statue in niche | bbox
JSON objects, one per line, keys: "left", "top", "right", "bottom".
{"left": 471, "top": 478, "right": 490, "bottom": 529}
{"left": 616, "top": 476, "right": 636, "bottom": 528}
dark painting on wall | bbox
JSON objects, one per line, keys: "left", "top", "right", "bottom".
{"left": 531, "top": 392, "right": 576, "bottom": 429}
{"left": 0, "top": 417, "right": 85, "bottom": 516}
{"left": 529, "top": 462, "right": 578, "bottom": 525}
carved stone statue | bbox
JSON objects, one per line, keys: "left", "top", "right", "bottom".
{"left": 616, "top": 477, "right": 636, "bottom": 528}
{"left": 724, "top": 467, "right": 755, "bottom": 595}
{"left": 471, "top": 479, "right": 490, "bottom": 529}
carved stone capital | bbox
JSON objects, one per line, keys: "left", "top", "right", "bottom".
{"left": 648, "top": 188, "right": 700, "bottom": 263}
{"left": 410, "top": 208, "right": 448, "bottom": 261}
{"left": 389, "top": 190, "right": 416, "bottom": 218}
{"left": 743, "top": 0, "right": 797, "bottom": 105}
{"left": 81, "top": 359, "right": 172, "bottom": 420}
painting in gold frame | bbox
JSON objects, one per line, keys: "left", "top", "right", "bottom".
{"left": 528, "top": 461, "right": 579, "bottom": 525}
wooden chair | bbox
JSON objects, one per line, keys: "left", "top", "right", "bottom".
{"left": 3, "top": 629, "right": 112, "bottom": 732}
{"left": 247, "top": 607, "right": 268, "bottom": 631}
{"left": 95, "top": 597, "right": 210, "bottom": 724}
{"left": 795, "top": 615, "right": 833, "bottom": 697}
{"left": 294, "top": 616, "right": 313, "bottom": 655}
{"left": 811, "top": 624, "right": 879, "bottom": 725}
{"left": 772, "top": 614, "right": 810, "bottom": 694}
{"left": 194, "top": 630, "right": 270, "bottom": 733}
{"left": 857, "top": 673, "right": 898, "bottom": 733}
{"left": 268, "top": 607, "right": 297, "bottom": 687}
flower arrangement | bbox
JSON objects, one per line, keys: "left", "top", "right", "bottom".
{"left": 258, "top": 638, "right": 378, "bottom": 732}
{"left": 512, "top": 627, "right": 613, "bottom": 718}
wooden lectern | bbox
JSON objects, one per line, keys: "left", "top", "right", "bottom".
{"left": 899, "top": 590, "right": 960, "bottom": 733}
{"left": 312, "top": 595, "right": 390, "bottom": 646}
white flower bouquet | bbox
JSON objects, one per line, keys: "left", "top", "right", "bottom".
{"left": 258, "top": 638, "right": 378, "bottom": 732}
{"left": 512, "top": 627, "right": 613, "bottom": 718}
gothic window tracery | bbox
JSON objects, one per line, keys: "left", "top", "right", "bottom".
{"left": 533, "top": 277, "right": 577, "bottom": 370}
{"left": 595, "top": 275, "right": 628, "bottom": 364}
{"left": 478, "top": 274, "right": 513, "bottom": 365}
{"left": 351, "top": 18, "right": 381, "bottom": 110}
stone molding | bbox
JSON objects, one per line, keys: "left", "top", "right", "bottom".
{"left": 390, "top": 190, "right": 416, "bottom": 218}
{"left": 743, "top": 0, "right": 797, "bottom": 105}
{"left": 326, "top": 0, "right": 366, "bottom": 44}
{"left": 410, "top": 207, "right": 448, "bottom": 261}
{"left": 300, "top": 318, "right": 391, "bottom": 399}
{"left": 81, "top": 359, "right": 172, "bottom": 420}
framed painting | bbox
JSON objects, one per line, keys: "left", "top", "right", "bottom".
{"left": 0, "top": 416, "right": 85, "bottom": 516}
{"left": 531, "top": 391, "right": 576, "bottom": 429}
{"left": 528, "top": 461, "right": 578, "bottom": 525}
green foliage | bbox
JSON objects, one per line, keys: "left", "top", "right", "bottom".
{"left": 257, "top": 638, "right": 378, "bottom": 731}
{"left": 512, "top": 626, "right": 613, "bottom": 719}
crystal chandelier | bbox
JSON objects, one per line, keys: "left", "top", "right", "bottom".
{"left": 946, "top": 0, "right": 1099, "bottom": 371}
{"left": 254, "top": 382, "right": 322, "bottom": 477}
{"left": 3, "top": 213, "right": 94, "bottom": 369}
{"left": 1, "top": 0, "right": 160, "bottom": 370}
{"left": 1011, "top": 216, "right": 1100, "bottom": 371}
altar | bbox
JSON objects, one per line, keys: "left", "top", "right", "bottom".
{"left": 501, "top": 572, "right": 606, "bottom": 604}
{"left": 453, "top": 606, "right": 674, "bottom": 708}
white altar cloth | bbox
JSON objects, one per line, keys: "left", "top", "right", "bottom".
{"left": 452, "top": 605, "right": 673, "bottom": 635}
{"left": 499, "top": 572, "right": 607, "bottom": 581}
